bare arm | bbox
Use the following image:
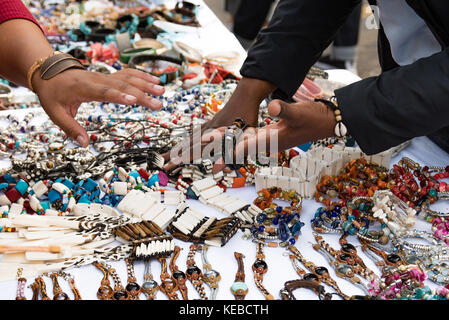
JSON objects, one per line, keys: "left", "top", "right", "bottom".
{"left": 0, "top": 19, "right": 165, "bottom": 147}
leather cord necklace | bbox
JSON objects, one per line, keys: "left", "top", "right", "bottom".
{"left": 29, "top": 280, "right": 40, "bottom": 301}
{"left": 48, "top": 272, "right": 70, "bottom": 300}
{"left": 252, "top": 241, "right": 273, "bottom": 300}
{"left": 200, "top": 245, "right": 221, "bottom": 300}
{"left": 288, "top": 245, "right": 350, "bottom": 300}
{"left": 59, "top": 271, "right": 82, "bottom": 300}
{"left": 35, "top": 276, "right": 51, "bottom": 300}
{"left": 313, "top": 233, "right": 376, "bottom": 291}
{"left": 141, "top": 258, "right": 159, "bottom": 300}
{"left": 15, "top": 268, "right": 26, "bottom": 300}
{"left": 231, "top": 252, "right": 248, "bottom": 300}
{"left": 107, "top": 263, "right": 129, "bottom": 300}
{"left": 170, "top": 246, "right": 189, "bottom": 300}
{"left": 280, "top": 279, "right": 333, "bottom": 300}
{"left": 186, "top": 244, "right": 208, "bottom": 300}
{"left": 125, "top": 258, "right": 142, "bottom": 300}
{"left": 158, "top": 256, "right": 180, "bottom": 300}
{"left": 93, "top": 261, "right": 114, "bottom": 300}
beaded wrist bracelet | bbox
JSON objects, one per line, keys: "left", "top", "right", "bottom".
{"left": 315, "top": 97, "right": 348, "bottom": 138}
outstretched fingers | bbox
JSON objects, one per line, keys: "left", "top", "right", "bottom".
{"left": 79, "top": 72, "right": 163, "bottom": 109}
{"left": 44, "top": 103, "right": 89, "bottom": 147}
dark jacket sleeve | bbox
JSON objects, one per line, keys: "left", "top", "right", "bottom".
{"left": 240, "top": 0, "right": 361, "bottom": 96}
{"left": 335, "top": 48, "right": 449, "bottom": 155}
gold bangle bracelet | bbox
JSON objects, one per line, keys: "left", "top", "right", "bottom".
{"left": 26, "top": 51, "right": 61, "bottom": 92}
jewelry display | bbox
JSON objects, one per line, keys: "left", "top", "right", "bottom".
{"left": 141, "top": 259, "right": 159, "bottom": 300}
{"left": 188, "top": 177, "right": 256, "bottom": 223}
{"left": 169, "top": 246, "right": 189, "bottom": 300}
{"left": 256, "top": 144, "right": 395, "bottom": 199}
{"left": 4, "top": 0, "right": 449, "bottom": 303}
{"left": 315, "top": 158, "right": 389, "bottom": 207}
{"left": 284, "top": 255, "right": 325, "bottom": 300}
{"left": 230, "top": 252, "right": 248, "bottom": 300}
{"left": 431, "top": 217, "right": 449, "bottom": 244}
{"left": 252, "top": 241, "right": 273, "bottom": 300}
{"left": 129, "top": 53, "right": 187, "bottom": 85}
{"left": 420, "top": 256, "right": 449, "bottom": 285}
{"left": 185, "top": 244, "right": 208, "bottom": 300}
{"left": 359, "top": 238, "right": 408, "bottom": 282}
{"left": 113, "top": 220, "right": 175, "bottom": 260}
{"left": 368, "top": 265, "right": 427, "bottom": 300}
{"left": 339, "top": 234, "right": 377, "bottom": 276}
{"left": 388, "top": 157, "right": 443, "bottom": 210}
{"left": 285, "top": 253, "right": 374, "bottom": 299}
{"left": 311, "top": 195, "right": 377, "bottom": 237}
{"left": 200, "top": 245, "right": 221, "bottom": 300}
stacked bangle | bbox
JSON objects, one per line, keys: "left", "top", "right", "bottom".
{"left": 27, "top": 52, "right": 86, "bottom": 92}
{"left": 249, "top": 187, "right": 304, "bottom": 247}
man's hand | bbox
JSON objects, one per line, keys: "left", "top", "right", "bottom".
{"left": 33, "top": 68, "right": 165, "bottom": 147}
{"left": 163, "top": 77, "right": 275, "bottom": 171}
{"left": 211, "top": 99, "right": 337, "bottom": 173}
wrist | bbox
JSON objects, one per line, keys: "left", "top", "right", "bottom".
{"left": 31, "top": 71, "right": 46, "bottom": 94}
{"left": 27, "top": 51, "right": 56, "bottom": 92}
{"left": 322, "top": 103, "right": 338, "bottom": 137}
{"left": 28, "top": 52, "right": 86, "bottom": 93}
{"left": 315, "top": 98, "right": 348, "bottom": 139}
{"left": 214, "top": 77, "right": 276, "bottom": 127}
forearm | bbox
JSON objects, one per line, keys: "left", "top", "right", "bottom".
{"left": 0, "top": 19, "right": 52, "bottom": 88}
{"left": 207, "top": 76, "right": 276, "bottom": 129}
{"left": 221, "top": 77, "right": 275, "bottom": 124}
{"left": 336, "top": 48, "right": 449, "bottom": 155}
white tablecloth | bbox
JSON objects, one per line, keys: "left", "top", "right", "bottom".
{"left": 0, "top": 0, "right": 447, "bottom": 300}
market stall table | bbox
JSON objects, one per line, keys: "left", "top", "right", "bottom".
{"left": 0, "top": 0, "right": 446, "bottom": 300}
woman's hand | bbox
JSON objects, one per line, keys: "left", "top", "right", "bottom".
{"left": 33, "top": 68, "right": 165, "bottom": 147}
